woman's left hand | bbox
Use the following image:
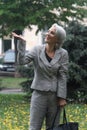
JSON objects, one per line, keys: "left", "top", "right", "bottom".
{"left": 57, "top": 98, "right": 67, "bottom": 107}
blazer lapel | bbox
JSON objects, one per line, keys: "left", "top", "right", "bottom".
{"left": 50, "top": 48, "right": 62, "bottom": 66}
{"left": 39, "top": 45, "right": 52, "bottom": 67}
{"left": 40, "top": 46, "right": 62, "bottom": 66}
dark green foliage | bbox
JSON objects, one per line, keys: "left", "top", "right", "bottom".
{"left": 17, "top": 63, "right": 34, "bottom": 78}
{"left": 20, "top": 78, "right": 33, "bottom": 100}
{"left": 0, "top": 0, "right": 86, "bottom": 36}
{"left": 63, "top": 21, "right": 87, "bottom": 103}
{"left": 0, "top": 57, "right": 4, "bottom": 63}
{"left": 0, "top": 79, "right": 3, "bottom": 90}
{"left": 18, "top": 63, "right": 34, "bottom": 100}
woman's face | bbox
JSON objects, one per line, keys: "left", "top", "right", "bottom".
{"left": 45, "top": 26, "right": 58, "bottom": 45}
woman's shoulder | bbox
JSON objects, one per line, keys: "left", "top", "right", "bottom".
{"left": 31, "top": 44, "right": 45, "bottom": 51}
{"left": 29, "top": 44, "right": 45, "bottom": 55}
{"left": 35, "top": 44, "right": 45, "bottom": 49}
{"left": 60, "top": 47, "right": 68, "bottom": 54}
{"left": 58, "top": 48, "right": 68, "bottom": 57}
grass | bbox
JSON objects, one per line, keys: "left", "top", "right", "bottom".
{"left": 0, "top": 94, "right": 29, "bottom": 130}
{"left": 0, "top": 77, "right": 27, "bottom": 89}
{"left": 0, "top": 77, "right": 87, "bottom": 130}
{"left": 0, "top": 94, "right": 87, "bottom": 130}
{"left": 66, "top": 104, "right": 87, "bottom": 130}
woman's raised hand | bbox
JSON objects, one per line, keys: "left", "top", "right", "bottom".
{"left": 12, "top": 32, "right": 26, "bottom": 41}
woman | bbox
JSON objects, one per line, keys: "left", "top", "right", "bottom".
{"left": 12, "top": 23, "right": 69, "bottom": 130}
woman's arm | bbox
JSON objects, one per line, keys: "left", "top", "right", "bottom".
{"left": 12, "top": 32, "right": 26, "bottom": 65}
{"left": 57, "top": 50, "right": 69, "bottom": 107}
{"left": 12, "top": 32, "right": 37, "bottom": 65}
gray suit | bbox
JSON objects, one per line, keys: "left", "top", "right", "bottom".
{"left": 18, "top": 40, "right": 69, "bottom": 130}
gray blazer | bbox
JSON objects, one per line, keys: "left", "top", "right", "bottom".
{"left": 18, "top": 40, "right": 69, "bottom": 99}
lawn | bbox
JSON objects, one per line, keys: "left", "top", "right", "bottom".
{"left": 0, "top": 77, "right": 27, "bottom": 89}
{"left": 0, "top": 94, "right": 87, "bottom": 130}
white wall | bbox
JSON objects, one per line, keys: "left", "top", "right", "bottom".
{"left": 0, "top": 39, "right": 2, "bottom": 54}
{"left": 23, "top": 25, "right": 42, "bottom": 50}
{"left": 11, "top": 38, "right": 15, "bottom": 50}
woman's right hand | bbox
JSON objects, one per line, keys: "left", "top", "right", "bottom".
{"left": 12, "top": 32, "right": 26, "bottom": 41}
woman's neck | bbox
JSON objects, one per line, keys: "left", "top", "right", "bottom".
{"left": 45, "top": 44, "right": 55, "bottom": 58}
{"left": 46, "top": 44, "right": 55, "bottom": 53}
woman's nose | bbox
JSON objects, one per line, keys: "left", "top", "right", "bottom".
{"left": 45, "top": 32, "right": 48, "bottom": 35}
{"left": 45, "top": 32, "right": 50, "bottom": 36}
{"left": 41, "top": 32, "right": 47, "bottom": 36}
{"left": 43, "top": 32, "right": 48, "bottom": 37}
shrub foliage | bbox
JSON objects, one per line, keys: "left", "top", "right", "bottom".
{"left": 63, "top": 21, "right": 87, "bottom": 103}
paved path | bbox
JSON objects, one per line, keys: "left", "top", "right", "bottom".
{"left": 0, "top": 88, "right": 24, "bottom": 94}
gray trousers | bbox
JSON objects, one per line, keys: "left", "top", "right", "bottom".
{"left": 29, "top": 90, "right": 61, "bottom": 130}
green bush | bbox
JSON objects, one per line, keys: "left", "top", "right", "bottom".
{"left": 0, "top": 57, "right": 4, "bottom": 64}
{"left": 17, "top": 62, "right": 34, "bottom": 78}
{"left": 0, "top": 79, "right": 3, "bottom": 90}
{"left": 18, "top": 63, "right": 34, "bottom": 100}
{"left": 63, "top": 21, "right": 87, "bottom": 103}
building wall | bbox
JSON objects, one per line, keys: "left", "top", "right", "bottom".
{"left": 23, "top": 25, "right": 42, "bottom": 50}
